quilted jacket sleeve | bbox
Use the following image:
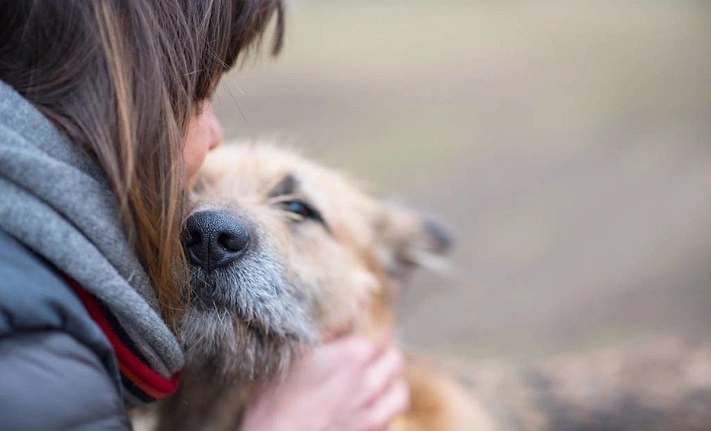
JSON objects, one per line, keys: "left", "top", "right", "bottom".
{"left": 0, "top": 231, "right": 131, "bottom": 431}
{"left": 0, "top": 331, "right": 131, "bottom": 431}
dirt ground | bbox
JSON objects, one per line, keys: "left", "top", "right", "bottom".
{"left": 214, "top": 0, "right": 711, "bottom": 363}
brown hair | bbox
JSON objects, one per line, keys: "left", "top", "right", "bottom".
{"left": 0, "top": 0, "right": 284, "bottom": 327}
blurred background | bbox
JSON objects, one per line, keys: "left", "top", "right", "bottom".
{"left": 214, "top": 0, "right": 711, "bottom": 364}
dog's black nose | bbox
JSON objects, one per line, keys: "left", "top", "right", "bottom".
{"left": 183, "top": 211, "right": 251, "bottom": 271}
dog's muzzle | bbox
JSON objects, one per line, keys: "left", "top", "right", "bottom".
{"left": 183, "top": 210, "right": 251, "bottom": 272}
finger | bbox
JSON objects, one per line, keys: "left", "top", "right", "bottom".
{"left": 329, "top": 336, "right": 383, "bottom": 368}
{"left": 361, "top": 331, "right": 393, "bottom": 367}
{"left": 373, "top": 331, "right": 394, "bottom": 353}
{"left": 346, "top": 380, "right": 410, "bottom": 431}
{"left": 353, "top": 345, "right": 404, "bottom": 409}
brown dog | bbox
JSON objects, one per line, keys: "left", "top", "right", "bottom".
{"left": 141, "top": 143, "right": 711, "bottom": 431}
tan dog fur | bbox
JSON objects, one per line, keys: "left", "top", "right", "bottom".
{"left": 138, "top": 143, "right": 711, "bottom": 431}
{"left": 152, "top": 142, "right": 482, "bottom": 431}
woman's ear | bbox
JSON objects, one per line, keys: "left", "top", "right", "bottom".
{"left": 374, "top": 202, "right": 454, "bottom": 282}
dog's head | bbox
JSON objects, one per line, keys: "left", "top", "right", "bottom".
{"left": 182, "top": 143, "right": 452, "bottom": 383}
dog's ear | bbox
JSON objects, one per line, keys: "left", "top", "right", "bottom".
{"left": 374, "top": 202, "right": 453, "bottom": 281}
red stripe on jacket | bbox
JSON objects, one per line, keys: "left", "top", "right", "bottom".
{"left": 65, "top": 276, "right": 180, "bottom": 399}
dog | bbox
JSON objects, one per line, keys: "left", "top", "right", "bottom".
{"left": 144, "top": 142, "right": 476, "bottom": 431}
{"left": 141, "top": 143, "right": 711, "bottom": 431}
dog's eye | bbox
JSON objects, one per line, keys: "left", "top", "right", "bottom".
{"left": 281, "top": 200, "right": 325, "bottom": 225}
{"left": 282, "top": 200, "right": 317, "bottom": 219}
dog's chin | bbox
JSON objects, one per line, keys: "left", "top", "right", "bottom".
{"left": 180, "top": 258, "right": 317, "bottom": 386}
{"left": 180, "top": 307, "right": 306, "bottom": 386}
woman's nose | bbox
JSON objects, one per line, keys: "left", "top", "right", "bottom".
{"left": 205, "top": 102, "right": 223, "bottom": 150}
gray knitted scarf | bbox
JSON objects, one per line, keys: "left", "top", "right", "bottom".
{"left": 0, "top": 81, "right": 184, "bottom": 406}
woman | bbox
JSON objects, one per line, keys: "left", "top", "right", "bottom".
{"left": 0, "top": 1, "right": 407, "bottom": 430}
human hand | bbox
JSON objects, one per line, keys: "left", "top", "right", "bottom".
{"left": 241, "top": 334, "right": 408, "bottom": 431}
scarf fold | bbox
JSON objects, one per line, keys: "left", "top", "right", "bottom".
{"left": 0, "top": 81, "right": 184, "bottom": 407}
